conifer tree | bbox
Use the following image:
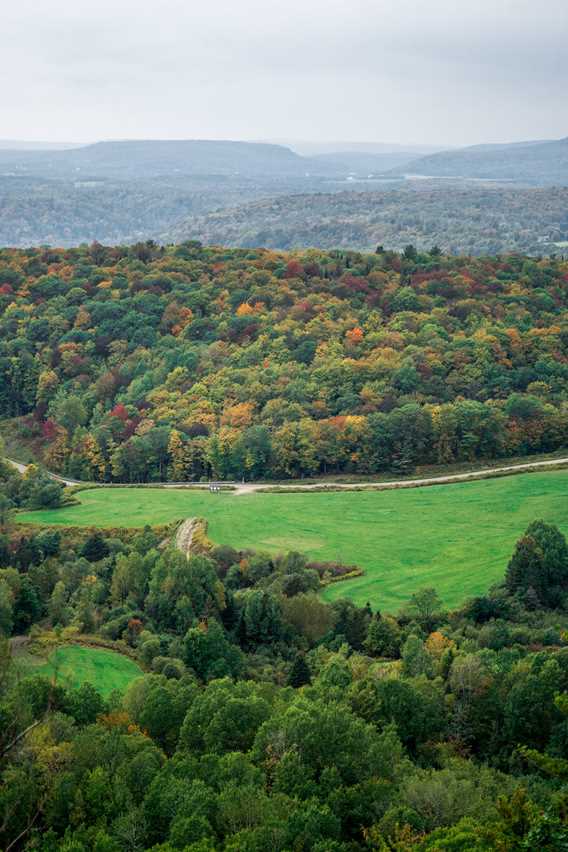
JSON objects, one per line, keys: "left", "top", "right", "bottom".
{"left": 287, "top": 654, "right": 312, "bottom": 688}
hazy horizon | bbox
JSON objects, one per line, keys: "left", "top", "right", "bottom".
{"left": 0, "top": 135, "right": 563, "bottom": 152}
{"left": 2, "top": 0, "right": 567, "bottom": 147}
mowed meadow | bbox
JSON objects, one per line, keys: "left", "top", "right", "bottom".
{"left": 14, "top": 645, "right": 143, "bottom": 698}
{"left": 18, "top": 469, "right": 568, "bottom": 611}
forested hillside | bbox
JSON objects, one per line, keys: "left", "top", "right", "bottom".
{"left": 395, "top": 136, "right": 568, "bottom": 184}
{"left": 2, "top": 242, "right": 568, "bottom": 482}
{"left": 0, "top": 174, "right": 328, "bottom": 248}
{"left": 167, "top": 186, "right": 568, "bottom": 255}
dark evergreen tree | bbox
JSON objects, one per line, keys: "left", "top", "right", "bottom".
{"left": 13, "top": 576, "right": 41, "bottom": 633}
{"left": 331, "top": 599, "right": 372, "bottom": 651}
{"left": 287, "top": 654, "right": 312, "bottom": 688}
{"left": 80, "top": 531, "right": 110, "bottom": 563}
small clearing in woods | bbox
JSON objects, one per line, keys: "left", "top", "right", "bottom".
{"left": 13, "top": 644, "right": 143, "bottom": 697}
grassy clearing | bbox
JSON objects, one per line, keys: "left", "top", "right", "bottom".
{"left": 15, "top": 645, "right": 143, "bottom": 697}
{"left": 17, "top": 470, "right": 568, "bottom": 611}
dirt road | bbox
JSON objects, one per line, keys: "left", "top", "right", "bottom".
{"left": 5, "top": 454, "right": 568, "bottom": 496}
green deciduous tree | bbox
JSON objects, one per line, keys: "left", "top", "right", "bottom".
{"left": 506, "top": 521, "right": 568, "bottom": 607}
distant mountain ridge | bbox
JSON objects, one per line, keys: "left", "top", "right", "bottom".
{"left": 1, "top": 136, "right": 566, "bottom": 184}
{"left": 396, "top": 136, "right": 568, "bottom": 184}
{"left": 265, "top": 139, "right": 445, "bottom": 156}
{"left": 0, "top": 139, "right": 336, "bottom": 179}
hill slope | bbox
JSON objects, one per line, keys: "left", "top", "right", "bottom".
{"left": 2, "top": 243, "right": 568, "bottom": 485}
{"left": 0, "top": 173, "right": 332, "bottom": 248}
{"left": 397, "top": 136, "right": 568, "bottom": 184}
{"left": 0, "top": 139, "right": 341, "bottom": 179}
{"left": 165, "top": 185, "right": 568, "bottom": 255}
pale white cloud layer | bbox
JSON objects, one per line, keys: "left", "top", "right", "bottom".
{"left": 1, "top": 0, "right": 567, "bottom": 145}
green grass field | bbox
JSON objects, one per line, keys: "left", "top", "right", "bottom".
{"left": 17, "top": 470, "right": 568, "bottom": 611}
{"left": 16, "top": 645, "right": 143, "bottom": 697}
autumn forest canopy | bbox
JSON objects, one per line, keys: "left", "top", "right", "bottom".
{"left": 1, "top": 241, "right": 568, "bottom": 483}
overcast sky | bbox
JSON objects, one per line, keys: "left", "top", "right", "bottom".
{"left": 2, "top": 0, "right": 567, "bottom": 147}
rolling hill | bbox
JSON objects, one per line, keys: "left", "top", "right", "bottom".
{"left": 164, "top": 184, "right": 568, "bottom": 254}
{"left": 0, "top": 139, "right": 324, "bottom": 179}
{"left": 396, "top": 136, "right": 568, "bottom": 184}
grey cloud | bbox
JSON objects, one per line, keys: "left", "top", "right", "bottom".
{"left": 0, "top": 0, "right": 566, "bottom": 145}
